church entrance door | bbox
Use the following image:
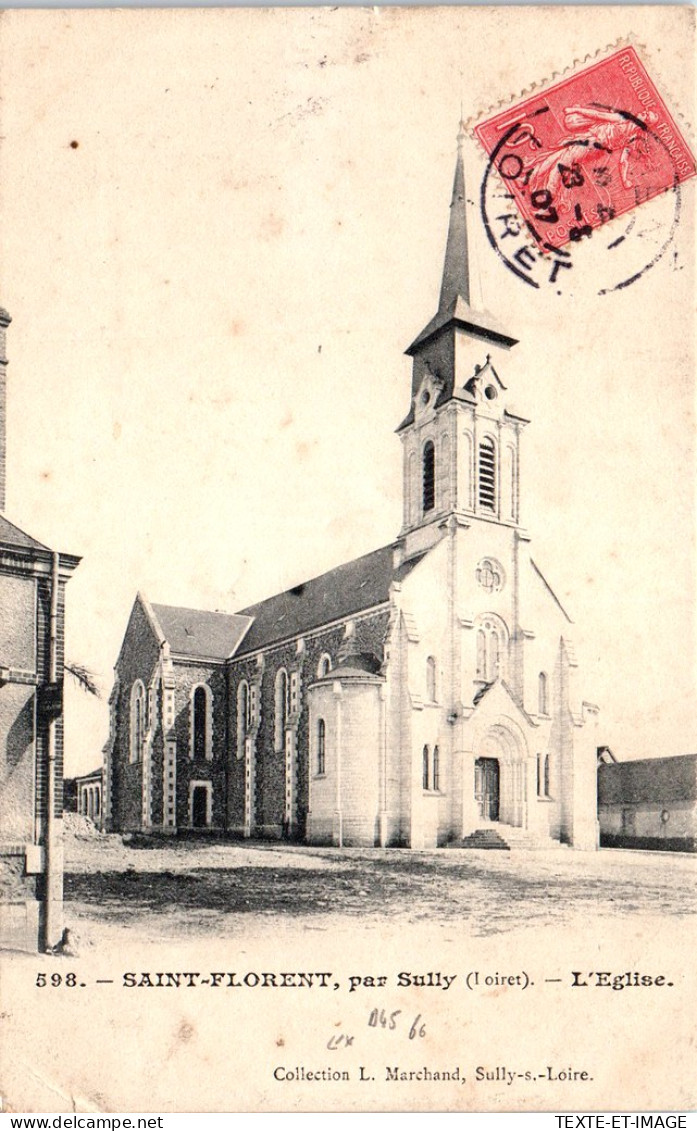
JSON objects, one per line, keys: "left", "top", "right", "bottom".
{"left": 192, "top": 786, "right": 208, "bottom": 828}
{"left": 474, "top": 757, "right": 500, "bottom": 821}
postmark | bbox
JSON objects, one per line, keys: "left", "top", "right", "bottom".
{"left": 473, "top": 47, "right": 693, "bottom": 296}
{"left": 478, "top": 119, "right": 683, "bottom": 297}
{"left": 474, "top": 47, "right": 695, "bottom": 252}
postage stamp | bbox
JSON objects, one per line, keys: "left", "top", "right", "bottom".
{"left": 474, "top": 46, "right": 696, "bottom": 252}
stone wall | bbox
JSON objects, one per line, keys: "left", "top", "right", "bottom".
{"left": 228, "top": 608, "right": 391, "bottom": 838}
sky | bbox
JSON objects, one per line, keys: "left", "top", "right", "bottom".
{"left": 0, "top": 6, "right": 693, "bottom": 776}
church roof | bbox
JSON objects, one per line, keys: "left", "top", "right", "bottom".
{"left": 234, "top": 542, "right": 409, "bottom": 657}
{"left": 0, "top": 513, "right": 50, "bottom": 552}
{"left": 150, "top": 602, "right": 253, "bottom": 660}
{"left": 406, "top": 294, "right": 516, "bottom": 355}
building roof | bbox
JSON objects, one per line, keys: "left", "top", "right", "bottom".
{"left": 74, "top": 767, "right": 104, "bottom": 785}
{"left": 0, "top": 514, "right": 50, "bottom": 552}
{"left": 150, "top": 602, "right": 253, "bottom": 661}
{"left": 234, "top": 542, "right": 405, "bottom": 657}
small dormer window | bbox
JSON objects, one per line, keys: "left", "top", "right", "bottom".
{"left": 423, "top": 441, "right": 435, "bottom": 513}
{"left": 485, "top": 385, "right": 497, "bottom": 400}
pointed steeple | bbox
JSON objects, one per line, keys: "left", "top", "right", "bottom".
{"left": 439, "top": 120, "right": 470, "bottom": 310}
{"left": 406, "top": 125, "right": 516, "bottom": 357}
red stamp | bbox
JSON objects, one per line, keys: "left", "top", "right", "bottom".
{"left": 474, "top": 46, "right": 696, "bottom": 250}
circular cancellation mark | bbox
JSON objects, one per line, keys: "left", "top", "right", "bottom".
{"left": 479, "top": 112, "right": 682, "bottom": 298}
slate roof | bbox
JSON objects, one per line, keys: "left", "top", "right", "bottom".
{"left": 406, "top": 294, "right": 517, "bottom": 356}
{"left": 151, "top": 602, "right": 253, "bottom": 661}
{"left": 234, "top": 542, "right": 412, "bottom": 657}
{"left": 0, "top": 514, "right": 50, "bottom": 552}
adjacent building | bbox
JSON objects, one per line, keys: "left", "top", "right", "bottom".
{"left": 105, "top": 129, "right": 600, "bottom": 850}
{"left": 0, "top": 309, "right": 80, "bottom": 952}
{"left": 598, "top": 753, "right": 697, "bottom": 852}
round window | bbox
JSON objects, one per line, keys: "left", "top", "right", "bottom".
{"left": 476, "top": 558, "right": 505, "bottom": 592}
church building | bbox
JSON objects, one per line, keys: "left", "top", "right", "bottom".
{"left": 105, "top": 129, "right": 600, "bottom": 850}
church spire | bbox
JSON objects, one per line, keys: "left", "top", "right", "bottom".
{"left": 438, "top": 120, "right": 470, "bottom": 310}
{"left": 406, "top": 125, "right": 516, "bottom": 358}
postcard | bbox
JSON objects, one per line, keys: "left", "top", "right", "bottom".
{"left": 0, "top": 5, "right": 695, "bottom": 1115}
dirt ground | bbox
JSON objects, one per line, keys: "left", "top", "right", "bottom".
{"left": 63, "top": 816, "right": 697, "bottom": 943}
{"left": 3, "top": 818, "right": 695, "bottom": 1113}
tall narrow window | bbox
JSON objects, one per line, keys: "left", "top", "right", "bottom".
{"left": 422, "top": 745, "right": 430, "bottom": 790}
{"left": 190, "top": 684, "right": 212, "bottom": 760}
{"left": 317, "top": 653, "right": 332, "bottom": 678}
{"left": 130, "top": 681, "right": 145, "bottom": 764}
{"left": 538, "top": 672, "right": 548, "bottom": 716}
{"left": 432, "top": 745, "right": 440, "bottom": 792}
{"left": 237, "top": 681, "right": 249, "bottom": 759}
{"left": 193, "top": 686, "right": 207, "bottom": 759}
{"left": 275, "top": 668, "right": 288, "bottom": 753}
{"left": 422, "top": 441, "right": 435, "bottom": 513}
{"left": 537, "top": 753, "right": 543, "bottom": 797}
{"left": 317, "top": 718, "right": 326, "bottom": 775}
{"left": 544, "top": 754, "right": 551, "bottom": 798}
{"left": 426, "top": 655, "right": 437, "bottom": 702}
{"left": 478, "top": 437, "right": 496, "bottom": 511}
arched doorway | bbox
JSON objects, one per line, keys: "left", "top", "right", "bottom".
{"left": 473, "top": 721, "right": 528, "bottom": 828}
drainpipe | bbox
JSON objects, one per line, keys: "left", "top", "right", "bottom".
{"left": 43, "top": 550, "right": 60, "bottom": 951}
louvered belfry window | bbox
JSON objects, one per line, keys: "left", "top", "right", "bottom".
{"left": 478, "top": 438, "right": 496, "bottom": 511}
{"left": 422, "top": 441, "right": 435, "bottom": 513}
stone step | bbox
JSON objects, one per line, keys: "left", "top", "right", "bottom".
{"left": 454, "top": 825, "right": 564, "bottom": 851}
{"left": 458, "top": 828, "right": 511, "bottom": 851}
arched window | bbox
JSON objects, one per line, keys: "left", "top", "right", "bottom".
{"left": 130, "top": 680, "right": 146, "bottom": 764}
{"left": 317, "top": 653, "right": 332, "bottom": 678}
{"left": 237, "top": 681, "right": 249, "bottom": 759}
{"left": 193, "top": 687, "right": 207, "bottom": 759}
{"left": 422, "top": 745, "right": 430, "bottom": 790}
{"left": 478, "top": 436, "right": 496, "bottom": 511}
{"left": 474, "top": 616, "right": 507, "bottom": 683}
{"left": 317, "top": 718, "right": 326, "bottom": 775}
{"left": 544, "top": 754, "right": 551, "bottom": 798}
{"left": 426, "top": 656, "right": 437, "bottom": 702}
{"left": 94, "top": 789, "right": 101, "bottom": 818}
{"left": 190, "top": 684, "right": 212, "bottom": 760}
{"left": 537, "top": 753, "right": 542, "bottom": 796}
{"left": 274, "top": 668, "right": 288, "bottom": 753}
{"left": 422, "top": 441, "right": 435, "bottom": 514}
{"left": 538, "top": 672, "right": 548, "bottom": 716}
{"left": 432, "top": 745, "right": 440, "bottom": 792}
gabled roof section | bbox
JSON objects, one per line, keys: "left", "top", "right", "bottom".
{"left": 0, "top": 514, "right": 50, "bottom": 552}
{"left": 151, "top": 602, "right": 253, "bottom": 661}
{"left": 234, "top": 543, "right": 404, "bottom": 657}
{"left": 469, "top": 676, "right": 538, "bottom": 728}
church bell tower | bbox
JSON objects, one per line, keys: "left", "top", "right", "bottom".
{"left": 397, "top": 124, "right": 528, "bottom": 561}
